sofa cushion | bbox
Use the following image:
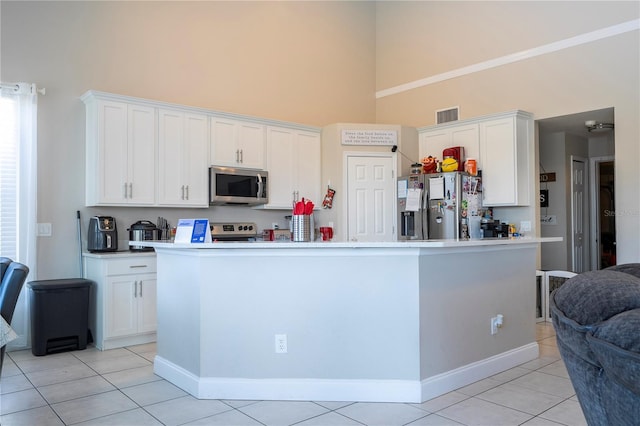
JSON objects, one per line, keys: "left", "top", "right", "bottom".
{"left": 553, "top": 270, "right": 640, "bottom": 325}
{"left": 587, "top": 309, "right": 640, "bottom": 395}
{"left": 606, "top": 263, "right": 640, "bottom": 280}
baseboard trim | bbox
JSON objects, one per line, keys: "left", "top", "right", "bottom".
{"left": 154, "top": 342, "right": 539, "bottom": 403}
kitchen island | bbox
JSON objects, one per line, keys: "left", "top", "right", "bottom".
{"left": 139, "top": 238, "right": 557, "bottom": 403}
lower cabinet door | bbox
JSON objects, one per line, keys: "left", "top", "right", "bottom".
{"left": 105, "top": 276, "right": 138, "bottom": 338}
{"left": 137, "top": 276, "right": 157, "bottom": 334}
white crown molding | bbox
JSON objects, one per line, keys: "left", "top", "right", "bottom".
{"left": 376, "top": 19, "right": 640, "bottom": 99}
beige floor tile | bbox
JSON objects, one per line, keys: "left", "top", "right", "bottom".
{"left": 0, "top": 387, "right": 48, "bottom": 415}
{"left": 12, "top": 353, "right": 84, "bottom": 375}
{"left": 475, "top": 382, "right": 564, "bottom": 415}
{"left": 25, "top": 363, "right": 97, "bottom": 387}
{"left": 537, "top": 360, "right": 570, "bottom": 379}
{"left": 294, "top": 411, "right": 366, "bottom": 426}
{"left": 1, "top": 356, "right": 20, "bottom": 378}
{"left": 72, "top": 347, "right": 134, "bottom": 363}
{"left": 101, "top": 364, "right": 162, "bottom": 389}
{"left": 38, "top": 375, "right": 116, "bottom": 404}
{"left": 51, "top": 389, "right": 138, "bottom": 424}
{"left": 0, "top": 405, "right": 65, "bottom": 426}
{"left": 437, "top": 397, "right": 533, "bottom": 425}
{"left": 125, "top": 342, "right": 157, "bottom": 354}
{"left": 411, "top": 391, "right": 469, "bottom": 413}
{"left": 313, "top": 401, "right": 356, "bottom": 410}
{"left": 539, "top": 399, "right": 587, "bottom": 426}
{"left": 120, "top": 379, "right": 187, "bottom": 406}
{"left": 182, "top": 408, "right": 265, "bottom": 425}
{"left": 0, "top": 373, "right": 33, "bottom": 394}
{"left": 144, "top": 395, "right": 234, "bottom": 426}
{"left": 407, "top": 413, "right": 465, "bottom": 425}
{"left": 74, "top": 407, "right": 163, "bottom": 425}
{"left": 335, "top": 402, "right": 429, "bottom": 426}
{"left": 509, "top": 371, "right": 576, "bottom": 399}
{"left": 456, "top": 377, "right": 503, "bottom": 396}
{"left": 84, "top": 353, "right": 151, "bottom": 375}
{"left": 521, "top": 417, "right": 566, "bottom": 425}
{"left": 239, "top": 400, "right": 330, "bottom": 426}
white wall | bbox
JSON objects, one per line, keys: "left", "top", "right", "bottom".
{"left": 1, "top": 1, "right": 377, "bottom": 278}
{"left": 374, "top": 1, "right": 640, "bottom": 264}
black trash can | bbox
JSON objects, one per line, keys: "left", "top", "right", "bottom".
{"left": 27, "top": 278, "right": 93, "bottom": 356}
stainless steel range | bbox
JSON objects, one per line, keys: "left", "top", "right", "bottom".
{"left": 210, "top": 222, "right": 258, "bottom": 241}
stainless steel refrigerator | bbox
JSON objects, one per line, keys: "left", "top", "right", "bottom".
{"left": 397, "top": 172, "right": 483, "bottom": 240}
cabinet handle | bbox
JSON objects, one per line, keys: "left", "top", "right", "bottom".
{"left": 123, "top": 183, "right": 128, "bottom": 199}
{"left": 236, "top": 149, "right": 240, "bottom": 163}
{"left": 185, "top": 185, "right": 189, "bottom": 200}
{"left": 129, "top": 183, "right": 133, "bottom": 199}
{"left": 181, "top": 185, "right": 185, "bottom": 200}
{"left": 240, "top": 149, "right": 243, "bottom": 163}
{"left": 129, "top": 265, "right": 148, "bottom": 268}
{"left": 139, "top": 281, "right": 143, "bottom": 297}
{"left": 133, "top": 280, "right": 138, "bottom": 298}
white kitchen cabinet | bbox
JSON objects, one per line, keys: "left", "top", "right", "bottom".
{"left": 262, "top": 126, "right": 321, "bottom": 209}
{"left": 419, "top": 123, "right": 479, "bottom": 163}
{"left": 479, "top": 113, "right": 531, "bottom": 206}
{"left": 210, "top": 117, "right": 265, "bottom": 169}
{"left": 83, "top": 253, "right": 157, "bottom": 350}
{"left": 83, "top": 95, "right": 156, "bottom": 206}
{"left": 158, "top": 109, "right": 209, "bottom": 207}
{"left": 418, "top": 110, "right": 532, "bottom": 207}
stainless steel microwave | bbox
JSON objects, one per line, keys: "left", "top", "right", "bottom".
{"left": 209, "top": 166, "right": 268, "bottom": 206}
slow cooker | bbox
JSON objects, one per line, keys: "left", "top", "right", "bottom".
{"left": 128, "top": 220, "right": 160, "bottom": 251}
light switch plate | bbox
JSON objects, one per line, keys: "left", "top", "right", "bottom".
{"left": 37, "top": 223, "right": 52, "bottom": 237}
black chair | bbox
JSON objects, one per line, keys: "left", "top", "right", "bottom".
{"left": 0, "top": 257, "right": 12, "bottom": 281}
{"left": 0, "top": 261, "right": 30, "bottom": 377}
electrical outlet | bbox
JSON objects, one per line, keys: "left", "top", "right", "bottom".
{"left": 491, "top": 317, "right": 499, "bottom": 335}
{"left": 520, "top": 221, "right": 531, "bottom": 232}
{"left": 272, "top": 222, "right": 279, "bottom": 230}
{"left": 275, "top": 334, "right": 287, "bottom": 353}
{"left": 491, "top": 314, "right": 504, "bottom": 335}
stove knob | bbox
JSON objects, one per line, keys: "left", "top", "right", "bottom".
{"left": 248, "top": 225, "right": 253, "bottom": 231}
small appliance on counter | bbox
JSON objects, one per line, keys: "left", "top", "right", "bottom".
{"left": 87, "top": 216, "right": 118, "bottom": 252}
{"left": 480, "top": 220, "right": 510, "bottom": 238}
{"left": 128, "top": 220, "right": 160, "bottom": 251}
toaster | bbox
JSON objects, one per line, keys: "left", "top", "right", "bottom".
{"left": 87, "top": 216, "right": 118, "bottom": 252}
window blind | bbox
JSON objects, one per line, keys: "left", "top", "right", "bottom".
{"left": 0, "top": 95, "right": 19, "bottom": 259}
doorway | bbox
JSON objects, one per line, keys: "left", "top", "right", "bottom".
{"left": 591, "top": 157, "right": 616, "bottom": 269}
{"left": 537, "top": 107, "right": 615, "bottom": 272}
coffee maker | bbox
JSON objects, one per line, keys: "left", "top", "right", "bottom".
{"left": 87, "top": 216, "right": 118, "bottom": 252}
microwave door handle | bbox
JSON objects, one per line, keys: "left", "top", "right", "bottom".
{"left": 257, "top": 174, "right": 263, "bottom": 198}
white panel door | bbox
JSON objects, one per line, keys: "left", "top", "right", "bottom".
{"left": 572, "top": 157, "right": 588, "bottom": 272}
{"left": 347, "top": 155, "right": 395, "bottom": 242}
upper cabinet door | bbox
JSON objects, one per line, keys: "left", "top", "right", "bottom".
{"left": 158, "top": 109, "right": 208, "bottom": 207}
{"left": 262, "top": 126, "right": 321, "bottom": 209}
{"left": 126, "top": 105, "right": 157, "bottom": 205}
{"left": 210, "top": 118, "right": 265, "bottom": 169}
{"left": 480, "top": 115, "right": 531, "bottom": 206}
{"left": 419, "top": 124, "right": 479, "bottom": 164}
{"left": 85, "top": 98, "right": 156, "bottom": 206}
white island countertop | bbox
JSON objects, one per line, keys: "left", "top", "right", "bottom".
{"left": 132, "top": 236, "right": 560, "bottom": 250}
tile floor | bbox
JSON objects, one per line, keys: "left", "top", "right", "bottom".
{"left": 0, "top": 323, "right": 586, "bottom": 426}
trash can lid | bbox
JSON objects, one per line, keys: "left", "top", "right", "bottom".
{"left": 27, "top": 278, "right": 93, "bottom": 290}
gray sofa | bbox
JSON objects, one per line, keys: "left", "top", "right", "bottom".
{"left": 550, "top": 263, "right": 640, "bottom": 426}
